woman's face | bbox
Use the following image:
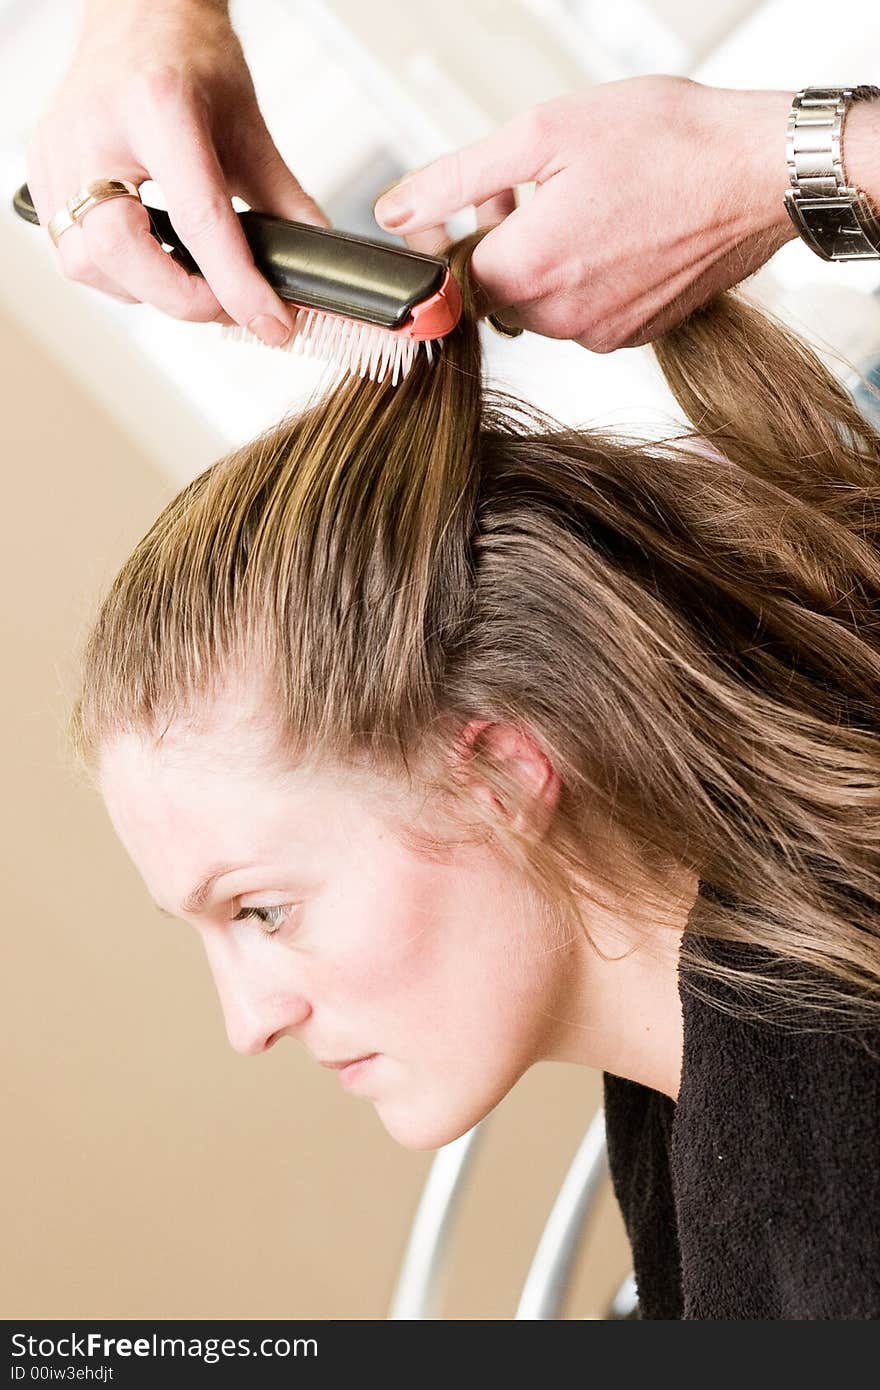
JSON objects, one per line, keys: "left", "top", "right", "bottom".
{"left": 97, "top": 699, "right": 576, "bottom": 1151}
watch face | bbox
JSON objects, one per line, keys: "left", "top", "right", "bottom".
{"left": 787, "top": 194, "right": 880, "bottom": 260}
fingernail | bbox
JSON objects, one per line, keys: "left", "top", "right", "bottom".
{"left": 247, "top": 313, "right": 291, "bottom": 347}
{"left": 374, "top": 181, "right": 412, "bottom": 229}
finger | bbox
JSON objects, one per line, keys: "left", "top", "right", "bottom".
{"left": 28, "top": 166, "right": 148, "bottom": 306}
{"left": 34, "top": 139, "right": 232, "bottom": 322}
{"left": 161, "top": 245, "right": 234, "bottom": 323}
{"left": 397, "top": 202, "right": 515, "bottom": 253}
{"left": 472, "top": 191, "right": 518, "bottom": 316}
{"left": 475, "top": 189, "right": 517, "bottom": 227}
{"left": 467, "top": 199, "right": 560, "bottom": 316}
{"left": 50, "top": 230, "right": 140, "bottom": 302}
{"left": 46, "top": 187, "right": 279, "bottom": 328}
{"left": 401, "top": 225, "right": 449, "bottom": 254}
{"left": 127, "top": 99, "right": 300, "bottom": 334}
{"left": 232, "top": 122, "right": 332, "bottom": 231}
{"left": 373, "top": 114, "right": 547, "bottom": 233}
{"left": 467, "top": 177, "right": 583, "bottom": 334}
{"left": 74, "top": 190, "right": 233, "bottom": 324}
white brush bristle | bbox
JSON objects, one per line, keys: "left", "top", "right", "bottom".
{"left": 219, "top": 307, "right": 439, "bottom": 385}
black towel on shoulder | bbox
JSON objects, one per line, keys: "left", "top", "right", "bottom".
{"left": 602, "top": 917, "right": 880, "bottom": 1319}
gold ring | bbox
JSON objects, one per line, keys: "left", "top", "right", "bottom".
{"left": 47, "top": 178, "right": 142, "bottom": 248}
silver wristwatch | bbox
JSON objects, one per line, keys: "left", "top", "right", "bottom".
{"left": 784, "top": 85, "right": 880, "bottom": 261}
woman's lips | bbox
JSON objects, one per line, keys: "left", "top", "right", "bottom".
{"left": 337, "top": 1053, "right": 379, "bottom": 1087}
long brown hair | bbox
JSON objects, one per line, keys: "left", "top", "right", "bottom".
{"left": 68, "top": 234, "right": 880, "bottom": 1033}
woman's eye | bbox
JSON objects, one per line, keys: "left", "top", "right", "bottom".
{"left": 232, "top": 903, "right": 296, "bottom": 938}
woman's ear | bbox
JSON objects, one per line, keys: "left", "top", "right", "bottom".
{"left": 454, "top": 717, "right": 562, "bottom": 835}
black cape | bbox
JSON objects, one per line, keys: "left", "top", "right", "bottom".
{"left": 602, "top": 904, "right": 880, "bottom": 1319}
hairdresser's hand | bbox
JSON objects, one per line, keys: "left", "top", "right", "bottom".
{"left": 375, "top": 76, "right": 800, "bottom": 352}
{"left": 25, "top": 0, "right": 328, "bottom": 345}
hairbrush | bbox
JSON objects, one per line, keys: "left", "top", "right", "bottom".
{"left": 12, "top": 182, "right": 462, "bottom": 385}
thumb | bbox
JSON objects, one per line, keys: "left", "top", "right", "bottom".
{"left": 374, "top": 121, "right": 542, "bottom": 234}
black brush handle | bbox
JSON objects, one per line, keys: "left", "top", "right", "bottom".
{"left": 12, "top": 181, "right": 448, "bottom": 329}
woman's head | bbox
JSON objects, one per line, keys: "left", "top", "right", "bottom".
{"left": 98, "top": 658, "right": 696, "bottom": 1149}
{"left": 73, "top": 237, "right": 880, "bottom": 1143}
{"left": 98, "top": 682, "right": 585, "bottom": 1150}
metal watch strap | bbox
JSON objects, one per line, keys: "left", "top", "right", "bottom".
{"left": 784, "top": 85, "right": 880, "bottom": 261}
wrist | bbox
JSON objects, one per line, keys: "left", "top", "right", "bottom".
{"left": 737, "top": 86, "right": 802, "bottom": 246}
{"left": 842, "top": 97, "right": 880, "bottom": 213}
{"left": 691, "top": 83, "right": 800, "bottom": 249}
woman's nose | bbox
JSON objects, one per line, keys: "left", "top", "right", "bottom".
{"left": 222, "top": 1000, "right": 312, "bottom": 1050}
{"left": 221, "top": 992, "right": 310, "bottom": 1056}
{"left": 201, "top": 938, "right": 311, "bottom": 1055}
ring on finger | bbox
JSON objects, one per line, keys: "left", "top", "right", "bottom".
{"left": 48, "top": 178, "right": 142, "bottom": 248}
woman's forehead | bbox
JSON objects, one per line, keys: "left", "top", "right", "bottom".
{"left": 98, "top": 726, "right": 406, "bottom": 832}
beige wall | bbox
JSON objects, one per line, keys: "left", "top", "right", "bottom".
{"left": 0, "top": 296, "right": 631, "bottom": 1320}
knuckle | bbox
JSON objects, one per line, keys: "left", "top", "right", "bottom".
{"left": 643, "top": 71, "right": 692, "bottom": 101}
{"left": 529, "top": 300, "right": 582, "bottom": 342}
{"left": 84, "top": 215, "right": 132, "bottom": 262}
{"left": 633, "top": 73, "right": 693, "bottom": 126}
{"left": 512, "top": 242, "right": 556, "bottom": 301}
{"left": 170, "top": 194, "right": 230, "bottom": 242}
{"left": 132, "top": 64, "right": 192, "bottom": 110}
{"left": 518, "top": 101, "right": 557, "bottom": 156}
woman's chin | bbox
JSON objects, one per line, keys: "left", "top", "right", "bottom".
{"left": 375, "top": 1098, "right": 494, "bottom": 1152}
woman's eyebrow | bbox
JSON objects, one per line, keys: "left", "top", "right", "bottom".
{"left": 152, "top": 862, "right": 253, "bottom": 917}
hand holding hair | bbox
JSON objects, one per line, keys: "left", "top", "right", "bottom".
{"left": 25, "top": 0, "right": 328, "bottom": 347}
{"left": 375, "top": 76, "right": 880, "bottom": 352}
